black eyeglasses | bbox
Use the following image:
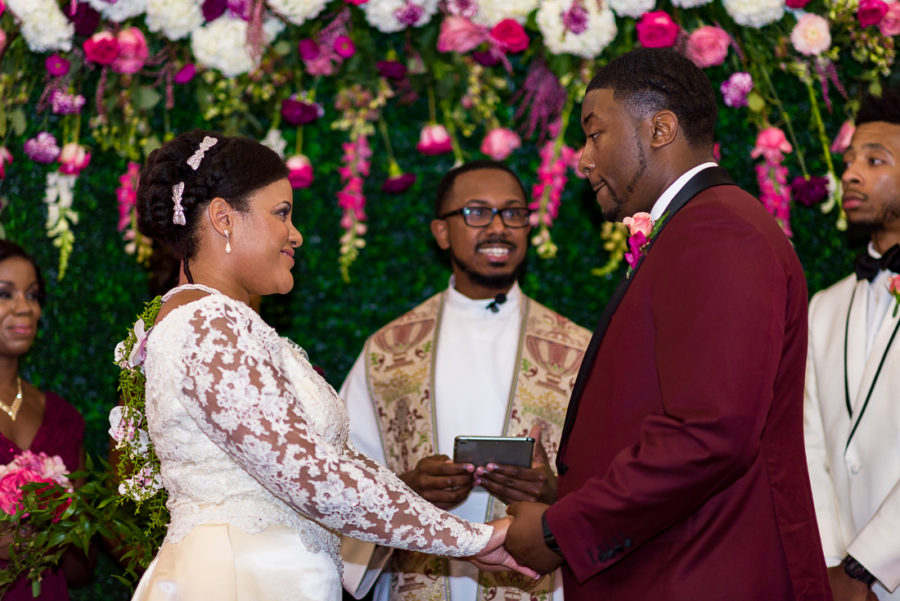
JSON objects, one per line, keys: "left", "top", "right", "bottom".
{"left": 439, "top": 206, "right": 532, "bottom": 228}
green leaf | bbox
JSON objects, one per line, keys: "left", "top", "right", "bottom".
{"left": 11, "top": 108, "right": 27, "bottom": 136}
{"left": 134, "top": 86, "right": 162, "bottom": 111}
{"left": 747, "top": 91, "right": 766, "bottom": 113}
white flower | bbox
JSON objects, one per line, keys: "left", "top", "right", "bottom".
{"left": 470, "top": 0, "right": 539, "bottom": 27}
{"left": 191, "top": 14, "right": 284, "bottom": 77}
{"left": 537, "top": 0, "right": 618, "bottom": 59}
{"left": 722, "top": 0, "right": 785, "bottom": 28}
{"left": 146, "top": 0, "right": 204, "bottom": 40}
{"left": 671, "top": 0, "right": 713, "bottom": 7}
{"left": 608, "top": 0, "right": 656, "bottom": 19}
{"left": 6, "top": 0, "right": 73, "bottom": 52}
{"left": 261, "top": 129, "right": 288, "bottom": 159}
{"left": 128, "top": 318, "right": 149, "bottom": 368}
{"left": 114, "top": 340, "right": 128, "bottom": 368}
{"left": 118, "top": 465, "right": 163, "bottom": 501}
{"left": 266, "top": 0, "right": 329, "bottom": 26}
{"left": 790, "top": 13, "right": 831, "bottom": 56}
{"left": 361, "top": 0, "right": 440, "bottom": 33}
{"left": 85, "top": 0, "right": 147, "bottom": 22}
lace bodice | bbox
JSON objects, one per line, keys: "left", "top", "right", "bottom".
{"left": 144, "top": 288, "right": 490, "bottom": 570}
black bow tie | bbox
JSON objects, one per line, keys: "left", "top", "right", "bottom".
{"left": 855, "top": 244, "right": 900, "bottom": 281}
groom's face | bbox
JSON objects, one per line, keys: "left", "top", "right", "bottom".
{"left": 841, "top": 121, "right": 900, "bottom": 233}
{"left": 578, "top": 88, "right": 654, "bottom": 222}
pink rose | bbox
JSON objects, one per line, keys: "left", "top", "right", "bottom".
{"left": 0, "top": 146, "right": 11, "bottom": 179}
{"left": 879, "top": 1, "right": 900, "bottom": 35}
{"left": 751, "top": 127, "right": 792, "bottom": 164}
{"left": 623, "top": 212, "right": 653, "bottom": 238}
{"left": 0, "top": 468, "right": 41, "bottom": 515}
{"left": 890, "top": 274, "right": 900, "bottom": 295}
{"left": 858, "top": 0, "right": 889, "bottom": 26}
{"left": 686, "top": 26, "right": 731, "bottom": 68}
{"left": 286, "top": 155, "right": 314, "bottom": 189}
{"left": 830, "top": 120, "right": 855, "bottom": 153}
{"left": 112, "top": 27, "right": 148, "bottom": 74}
{"left": 791, "top": 13, "right": 831, "bottom": 56}
{"left": 58, "top": 143, "right": 91, "bottom": 175}
{"left": 489, "top": 19, "right": 529, "bottom": 53}
{"left": 83, "top": 31, "right": 119, "bottom": 65}
{"left": 437, "top": 15, "right": 487, "bottom": 53}
{"left": 416, "top": 123, "right": 452, "bottom": 155}
{"left": 636, "top": 11, "right": 680, "bottom": 49}
{"left": 480, "top": 127, "right": 521, "bottom": 160}
{"left": 786, "top": 0, "right": 811, "bottom": 6}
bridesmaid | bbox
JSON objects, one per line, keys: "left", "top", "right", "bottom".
{"left": 0, "top": 240, "right": 91, "bottom": 600}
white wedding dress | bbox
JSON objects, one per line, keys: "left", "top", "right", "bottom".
{"left": 131, "top": 286, "right": 491, "bottom": 601}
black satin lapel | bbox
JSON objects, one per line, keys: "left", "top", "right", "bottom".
{"left": 556, "top": 167, "right": 735, "bottom": 464}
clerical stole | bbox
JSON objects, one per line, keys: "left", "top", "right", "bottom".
{"left": 364, "top": 291, "right": 591, "bottom": 601}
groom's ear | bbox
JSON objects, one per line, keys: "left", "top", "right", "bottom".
{"left": 649, "top": 110, "right": 678, "bottom": 148}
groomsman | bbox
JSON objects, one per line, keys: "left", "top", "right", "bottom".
{"left": 804, "top": 86, "right": 900, "bottom": 601}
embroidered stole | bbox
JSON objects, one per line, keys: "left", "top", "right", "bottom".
{"left": 363, "top": 291, "right": 591, "bottom": 601}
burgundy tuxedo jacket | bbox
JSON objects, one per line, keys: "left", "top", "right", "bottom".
{"left": 545, "top": 175, "right": 832, "bottom": 600}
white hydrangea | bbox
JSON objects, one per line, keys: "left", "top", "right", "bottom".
{"left": 361, "top": 0, "right": 440, "bottom": 33}
{"left": 191, "top": 14, "right": 284, "bottom": 77}
{"left": 85, "top": 0, "right": 147, "bottom": 22}
{"left": 6, "top": 0, "right": 74, "bottom": 52}
{"left": 266, "top": 0, "right": 329, "bottom": 25}
{"left": 146, "top": 0, "right": 204, "bottom": 41}
{"left": 471, "top": 0, "right": 540, "bottom": 27}
{"left": 537, "top": 0, "right": 618, "bottom": 59}
{"left": 671, "top": 0, "right": 713, "bottom": 7}
{"left": 722, "top": 0, "right": 785, "bottom": 28}
{"left": 608, "top": 0, "right": 656, "bottom": 19}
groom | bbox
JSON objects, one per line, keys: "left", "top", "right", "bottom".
{"left": 503, "top": 48, "right": 832, "bottom": 600}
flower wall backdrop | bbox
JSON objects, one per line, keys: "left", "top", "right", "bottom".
{"left": 0, "top": 0, "right": 898, "bottom": 596}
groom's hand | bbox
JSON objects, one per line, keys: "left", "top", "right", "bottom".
{"left": 505, "top": 502, "right": 564, "bottom": 574}
{"left": 468, "top": 517, "right": 539, "bottom": 579}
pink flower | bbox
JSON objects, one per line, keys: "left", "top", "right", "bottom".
{"left": 786, "top": 0, "right": 811, "bottom": 6}
{"left": 112, "top": 27, "right": 148, "bottom": 74}
{"left": 0, "top": 146, "right": 11, "bottom": 179}
{"left": 623, "top": 212, "right": 654, "bottom": 238}
{"left": 480, "top": 127, "right": 521, "bottom": 160}
{"left": 174, "top": 63, "right": 196, "bottom": 84}
{"left": 83, "top": 31, "right": 119, "bottom": 65}
{"left": 752, "top": 127, "right": 792, "bottom": 164}
{"left": 858, "top": 0, "right": 889, "bottom": 26}
{"left": 437, "top": 15, "right": 487, "bottom": 53}
{"left": 286, "top": 155, "right": 314, "bottom": 189}
{"left": 890, "top": 274, "right": 900, "bottom": 296}
{"left": 0, "top": 29, "right": 6, "bottom": 55}
{"left": 333, "top": 35, "right": 355, "bottom": 58}
{"left": 50, "top": 91, "right": 86, "bottom": 115}
{"left": 490, "top": 19, "right": 529, "bottom": 53}
{"left": 24, "top": 132, "right": 60, "bottom": 164}
{"left": 686, "top": 26, "right": 731, "bottom": 68}
{"left": 344, "top": 0, "right": 368, "bottom": 4}
{"left": 720, "top": 72, "right": 754, "bottom": 108}
{"left": 416, "top": 123, "right": 452, "bottom": 155}
{"left": 0, "top": 468, "right": 41, "bottom": 514}
{"left": 879, "top": 1, "right": 900, "bottom": 35}
{"left": 58, "top": 142, "right": 91, "bottom": 175}
{"left": 45, "top": 54, "right": 70, "bottom": 76}
{"left": 298, "top": 39, "right": 320, "bottom": 60}
{"left": 117, "top": 162, "right": 140, "bottom": 231}
{"left": 831, "top": 120, "right": 855, "bottom": 153}
{"left": 791, "top": 13, "right": 831, "bottom": 56}
{"left": 636, "top": 11, "right": 680, "bottom": 49}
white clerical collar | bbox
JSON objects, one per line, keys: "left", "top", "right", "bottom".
{"left": 649, "top": 162, "right": 719, "bottom": 222}
{"left": 446, "top": 276, "right": 522, "bottom": 317}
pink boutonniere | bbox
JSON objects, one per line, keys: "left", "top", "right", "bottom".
{"left": 623, "top": 211, "right": 666, "bottom": 276}
{"left": 889, "top": 274, "right": 900, "bottom": 317}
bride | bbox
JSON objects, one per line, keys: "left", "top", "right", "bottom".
{"left": 127, "top": 130, "right": 531, "bottom": 601}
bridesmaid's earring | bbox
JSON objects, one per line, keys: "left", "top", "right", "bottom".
{"left": 225, "top": 230, "right": 232, "bottom": 254}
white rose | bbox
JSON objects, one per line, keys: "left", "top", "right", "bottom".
{"left": 471, "top": 0, "right": 539, "bottom": 26}
{"left": 191, "top": 15, "right": 283, "bottom": 77}
{"left": 361, "top": 0, "right": 440, "bottom": 33}
{"left": 146, "top": 0, "right": 204, "bottom": 40}
{"left": 608, "top": 0, "right": 656, "bottom": 19}
{"left": 6, "top": 0, "right": 73, "bottom": 52}
{"left": 85, "top": 0, "right": 147, "bottom": 22}
{"left": 266, "top": 0, "right": 329, "bottom": 26}
{"left": 537, "top": 0, "right": 618, "bottom": 59}
{"left": 722, "top": 0, "right": 785, "bottom": 28}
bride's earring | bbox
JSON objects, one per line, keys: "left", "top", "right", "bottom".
{"left": 224, "top": 230, "right": 232, "bottom": 254}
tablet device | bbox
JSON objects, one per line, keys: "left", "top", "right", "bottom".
{"left": 453, "top": 435, "right": 535, "bottom": 467}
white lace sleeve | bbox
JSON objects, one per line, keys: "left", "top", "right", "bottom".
{"left": 173, "top": 298, "right": 491, "bottom": 557}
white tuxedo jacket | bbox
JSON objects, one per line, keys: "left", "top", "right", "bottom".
{"left": 805, "top": 273, "right": 900, "bottom": 599}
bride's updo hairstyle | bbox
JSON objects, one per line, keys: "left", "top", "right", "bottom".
{"left": 137, "top": 129, "right": 288, "bottom": 282}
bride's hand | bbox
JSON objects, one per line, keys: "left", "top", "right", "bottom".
{"left": 467, "top": 517, "right": 539, "bottom": 579}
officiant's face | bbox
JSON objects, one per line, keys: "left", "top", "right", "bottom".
{"left": 579, "top": 88, "right": 655, "bottom": 222}
{"left": 841, "top": 121, "right": 900, "bottom": 231}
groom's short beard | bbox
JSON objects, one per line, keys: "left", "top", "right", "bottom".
{"left": 449, "top": 249, "right": 526, "bottom": 291}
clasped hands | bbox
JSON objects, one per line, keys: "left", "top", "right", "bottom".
{"left": 468, "top": 504, "right": 564, "bottom": 578}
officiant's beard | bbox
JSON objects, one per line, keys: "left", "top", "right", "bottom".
{"left": 449, "top": 250, "right": 526, "bottom": 292}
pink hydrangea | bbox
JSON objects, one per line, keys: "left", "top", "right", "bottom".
{"left": 636, "top": 11, "right": 680, "bottom": 49}
{"left": 480, "top": 127, "right": 521, "bottom": 160}
{"left": 686, "top": 26, "right": 731, "bottom": 68}
{"left": 791, "top": 13, "right": 831, "bottom": 56}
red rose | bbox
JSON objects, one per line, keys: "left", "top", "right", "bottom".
{"left": 489, "top": 19, "right": 529, "bottom": 54}
{"left": 636, "top": 11, "right": 680, "bottom": 49}
{"left": 857, "top": 0, "right": 889, "bottom": 26}
{"left": 83, "top": 31, "right": 119, "bottom": 65}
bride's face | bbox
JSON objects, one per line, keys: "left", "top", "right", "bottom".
{"left": 0, "top": 257, "right": 42, "bottom": 359}
{"left": 231, "top": 178, "right": 303, "bottom": 296}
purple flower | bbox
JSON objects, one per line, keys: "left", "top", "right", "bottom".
{"left": 394, "top": 2, "right": 425, "bottom": 26}
{"left": 562, "top": 2, "right": 589, "bottom": 34}
{"left": 45, "top": 54, "right": 70, "bottom": 76}
{"left": 174, "top": 63, "right": 196, "bottom": 84}
{"left": 298, "top": 39, "right": 320, "bottom": 60}
{"left": 381, "top": 172, "right": 417, "bottom": 193}
{"left": 281, "top": 96, "right": 324, "bottom": 126}
{"left": 377, "top": 60, "right": 407, "bottom": 80}
{"left": 24, "top": 132, "right": 61, "bottom": 164}
{"left": 790, "top": 175, "right": 829, "bottom": 207}
{"left": 50, "top": 91, "right": 86, "bottom": 115}
{"left": 63, "top": 1, "right": 101, "bottom": 36}
{"left": 720, "top": 72, "right": 753, "bottom": 108}
{"left": 201, "top": 0, "right": 227, "bottom": 21}
{"left": 333, "top": 35, "right": 355, "bottom": 59}
{"left": 472, "top": 50, "right": 500, "bottom": 67}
